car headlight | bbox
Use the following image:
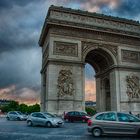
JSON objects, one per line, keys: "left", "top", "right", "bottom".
{"left": 52, "top": 119, "right": 56, "bottom": 122}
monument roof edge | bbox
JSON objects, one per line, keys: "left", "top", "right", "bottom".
{"left": 49, "top": 5, "right": 140, "bottom": 25}
{"left": 39, "top": 5, "right": 140, "bottom": 47}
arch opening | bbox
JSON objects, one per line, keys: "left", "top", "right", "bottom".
{"left": 85, "top": 48, "right": 114, "bottom": 112}
{"left": 85, "top": 48, "right": 114, "bottom": 74}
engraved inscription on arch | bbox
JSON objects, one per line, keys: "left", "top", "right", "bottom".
{"left": 121, "top": 50, "right": 139, "bottom": 63}
{"left": 53, "top": 41, "right": 78, "bottom": 57}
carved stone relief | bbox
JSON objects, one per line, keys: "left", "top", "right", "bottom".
{"left": 53, "top": 41, "right": 78, "bottom": 57}
{"left": 122, "top": 50, "right": 140, "bottom": 63}
{"left": 126, "top": 74, "right": 140, "bottom": 98}
{"left": 57, "top": 69, "right": 75, "bottom": 97}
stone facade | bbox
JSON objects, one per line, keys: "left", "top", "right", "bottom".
{"left": 39, "top": 6, "right": 140, "bottom": 115}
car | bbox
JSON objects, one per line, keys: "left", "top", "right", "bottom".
{"left": 6, "top": 111, "right": 28, "bottom": 121}
{"left": 64, "top": 111, "right": 90, "bottom": 122}
{"left": 87, "top": 111, "right": 140, "bottom": 137}
{"left": 27, "top": 112, "right": 64, "bottom": 127}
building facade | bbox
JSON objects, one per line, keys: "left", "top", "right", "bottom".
{"left": 39, "top": 6, "right": 140, "bottom": 115}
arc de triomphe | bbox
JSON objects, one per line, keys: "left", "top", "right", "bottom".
{"left": 39, "top": 6, "right": 140, "bottom": 115}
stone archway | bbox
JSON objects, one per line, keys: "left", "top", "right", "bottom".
{"left": 85, "top": 48, "right": 115, "bottom": 112}
{"left": 39, "top": 6, "right": 140, "bottom": 115}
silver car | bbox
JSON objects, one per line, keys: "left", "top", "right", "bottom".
{"left": 6, "top": 111, "right": 28, "bottom": 121}
{"left": 88, "top": 111, "right": 140, "bottom": 137}
{"left": 27, "top": 112, "right": 64, "bottom": 127}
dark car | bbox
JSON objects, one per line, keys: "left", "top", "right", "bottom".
{"left": 87, "top": 111, "right": 140, "bottom": 137}
{"left": 64, "top": 111, "right": 90, "bottom": 122}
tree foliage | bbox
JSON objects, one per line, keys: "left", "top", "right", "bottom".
{"left": 27, "top": 104, "right": 40, "bottom": 114}
{"left": 0, "top": 101, "right": 19, "bottom": 112}
{"left": 0, "top": 101, "right": 40, "bottom": 114}
{"left": 18, "top": 104, "right": 28, "bottom": 113}
{"left": 85, "top": 107, "right": 96, "bottom": 116}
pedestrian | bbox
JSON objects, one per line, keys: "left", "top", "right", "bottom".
{"left": 129, "top": 111, "right": 132, "bottom": 115}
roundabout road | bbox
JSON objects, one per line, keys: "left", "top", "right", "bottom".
{"left": 0, "top": 118, "right": 139, "bottom": 140}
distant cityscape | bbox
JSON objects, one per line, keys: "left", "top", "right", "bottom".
{"left": 0, "top": 99, "right": 12, "bottom": 106}
{"left": 85, "top": 101, "right": 96, "bottom": 107}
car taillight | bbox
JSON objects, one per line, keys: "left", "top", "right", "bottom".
{"left": 64, "top": 113, "right": 68, "bottom": 118}
{"left": 85, "top": 116, "right": 91, "bottom": 119}
{"left": 87, "top": 119, "right": 92, "bottom": 126}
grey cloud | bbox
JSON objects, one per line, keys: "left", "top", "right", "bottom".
{"left": 100, "top": 0, "right": 140, "bottom": 20}
{"left": 0, "top": 3, "right": 45, "bottom": 53}
{"left": 63, "top": 0, "right": 140, "bottom": 20}
{"left": 114, "top": 0, "right": 140, "bottom": 18}
{"left": 0, "top": 48, "right": 41, "bottom": 88}
{"left": 0, "top": 0, "right": 45, "bottom": 10}
{"left": 0, "top": 25, "right": 39, "bottom": 53}
{"left": 0, "top": 0, "right": 47, "bottom": 91}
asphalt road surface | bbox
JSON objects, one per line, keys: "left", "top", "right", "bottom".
{"left": 0, "top": 118, "right": 139, "bottom": 140}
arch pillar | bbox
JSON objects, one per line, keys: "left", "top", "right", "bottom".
{"left": 40, "top": 72, "right": 46, "bottom": 112}
{"left": 109, "top": 69, "right": 121, "bottom": 111}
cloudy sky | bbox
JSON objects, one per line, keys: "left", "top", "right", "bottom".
{"left": 0, "top": 0, "right": 140, "bottom": 105}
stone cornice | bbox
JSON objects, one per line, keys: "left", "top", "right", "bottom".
{"left": 39, "top": 6, "right": 140, "bottom": 46}
{"left": 115, "top": 65, "right": 140, "bottom": 71}
{"left": 120, "top": 101, "right": 140, "bottom": 103}
{"left": 49, "top": 5, "right": 139, "bottom": 25}
{"left": 40, "top": 59, "right": 84, "bottom": 73}
{"left": 95, "top": 65, "right": 140, "bottom": 78}
{"left": 46, "top": 99, "right": 83, "bottom": 102}
{"left": 46, "top": 59, "right": 84, "bottom": 65}
{"left": 48, "top": 20, "right": 140, "bottom": 37}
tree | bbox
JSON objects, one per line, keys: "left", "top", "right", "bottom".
{"left": 0, "top": 105, "right": 9, "bottom": 113}
{"left": 1, "top": 101, "right": 19, "bottom": 113}
{"left": 0, "top": 100, "right": 40, "bottom": 114}
{"left": 85, "top": 107, "right": 96, "bottom": 116}
{"left": 27, "top": 104, "right": 40, "bottom": 114}
{"left": 9, "top": 101, "right": 19, "bottom": 110}
{"left": 18, "top": 104, "right": 28, "bottom": 113}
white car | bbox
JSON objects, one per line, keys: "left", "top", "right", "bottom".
{"left": 27, "top": 112, "right": 64, "bottom": 127}
{"left": 6, "top": 111, "right": 28, "bottom": 121}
